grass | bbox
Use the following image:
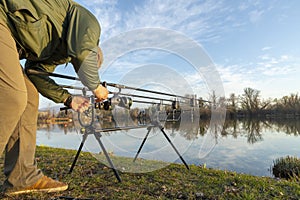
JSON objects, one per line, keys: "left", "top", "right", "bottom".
{"left": 0, "top": 146, "right": 299, "bottom": 200}
{"left": 272, "top": 156, "right": 300, "bottom": 180}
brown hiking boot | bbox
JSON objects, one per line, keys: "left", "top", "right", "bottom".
{"left": 4, "top": 176, "right": 68, "bottom": 195}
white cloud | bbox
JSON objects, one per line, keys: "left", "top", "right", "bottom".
{"left": 79, "top": 0, "right": 257, "bottom": 43}
{"left": 261, "top": 46, "right": 272, "bottom": 51}
{"left": 216, "top": 64, "right": 255, "bottom": 96}
{"left": 257, "top": 54, "right": 296, "bottom": 76}
{"left": 214, "top": 53, "right": 300, "bottom": 99}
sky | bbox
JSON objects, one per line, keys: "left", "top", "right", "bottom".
{"left": 39, "top": 0, "right": 300, "bottom": 108}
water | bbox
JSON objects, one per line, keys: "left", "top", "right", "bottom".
{"left": 36, "top": 118, "right": 300, "bottom": 177}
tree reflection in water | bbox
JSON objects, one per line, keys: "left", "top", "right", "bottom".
{"left": 38, "top": 117, "right": 300, "bottom": 145}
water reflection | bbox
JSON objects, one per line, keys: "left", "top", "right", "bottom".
{"left": 223, "top": 119, "right": 300, "bottom": 144}
{"left": 37, "top": 121, "right": 76, "bottom": 137}
{"left": 37, "top": 118, "right": 300, "bottom": 176}
{"left": 37, "top": 118, "right": 300, "bottom": 146}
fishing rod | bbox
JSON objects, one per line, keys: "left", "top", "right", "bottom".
{"left": 26, "top": 69, "right": 80, "bottom": 81}
{"left": 26, "top": 69, "right": 211, "bottom": 105}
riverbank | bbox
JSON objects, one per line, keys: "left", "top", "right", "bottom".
{"left": 0, "top": 146, "right": 299, "bottom": 200}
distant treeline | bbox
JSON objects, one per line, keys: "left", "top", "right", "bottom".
{"left": 38, "top": 109, "right": 73, "bottom": 122}
{"left": 201, "top": 87, "right": 300, "bottom": 119}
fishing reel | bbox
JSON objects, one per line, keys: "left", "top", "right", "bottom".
{"left": 94, "top": 81, "right": 132, "bottom": 110}
{"left": 76, "top": 95, "right": 132, "bottom": 128}
{"left": 95, "top": 95, "right": 133, "bottom": 110}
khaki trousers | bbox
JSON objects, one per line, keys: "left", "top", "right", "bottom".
{"left": 0, "top": 21, "right": 43, "bottom": 188}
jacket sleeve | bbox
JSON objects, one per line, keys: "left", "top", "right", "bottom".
{"left": 25, "top": 61, "right": 70, "bottom": 103}
{"left": 66, "top": 3, "right": 101, "bottom": 91}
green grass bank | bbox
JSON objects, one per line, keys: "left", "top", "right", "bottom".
{"left": 0, "top": 146, "right": 299, "bottom": 200}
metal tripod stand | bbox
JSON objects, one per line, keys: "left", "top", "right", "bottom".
{"left": 133, "top": 120, "right": 190, "bottom": 170}
{"left": 68, "top": 125, "right": 122, "bottom": 182}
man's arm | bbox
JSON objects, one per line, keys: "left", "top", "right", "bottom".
{"left": 25, "top": 61, "right": 70, "bottom": 103}
{"left": 66, "top": 3, "right": 103, "bottom": 92}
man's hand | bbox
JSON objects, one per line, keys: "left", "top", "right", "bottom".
{"left": 93, "top": 84, "right": 109, "bottom": 101}
{"left": 70, "top": 96, "right": 90, "bottom": 113}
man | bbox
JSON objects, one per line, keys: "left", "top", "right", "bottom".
{"left": 0, "top": 0, "right": 108, "bottom": 195}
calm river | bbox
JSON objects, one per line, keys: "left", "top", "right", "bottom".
{"left": 36, "top": 118, "right": 300, "bottom": 177}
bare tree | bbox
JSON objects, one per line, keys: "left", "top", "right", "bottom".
{"left": 240, "top": 87, "right": 260, "bottom": 115}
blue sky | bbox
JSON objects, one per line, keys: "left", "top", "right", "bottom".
{"left": 41, "top": 0, "right": 300, "bottom": 107}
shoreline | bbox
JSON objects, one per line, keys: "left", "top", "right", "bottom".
{"left": 1, "top": 146, "right": 299, "bottom": 199}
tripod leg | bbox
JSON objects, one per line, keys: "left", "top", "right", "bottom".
{"left": 94, "top": 132, "right": 122, "bottom": 182}
{"left": 160, "top": 127, "right": 190, "bottom": 170}
{"left": 69, "top": 132, "right": 88, "bottom": 174}
{"left": 133, "top": 126, "right": 152, "bottom": 162}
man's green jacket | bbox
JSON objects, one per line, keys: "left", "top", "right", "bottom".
{"left": 0, "top": 0, "right": 101, "bottom": 103}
